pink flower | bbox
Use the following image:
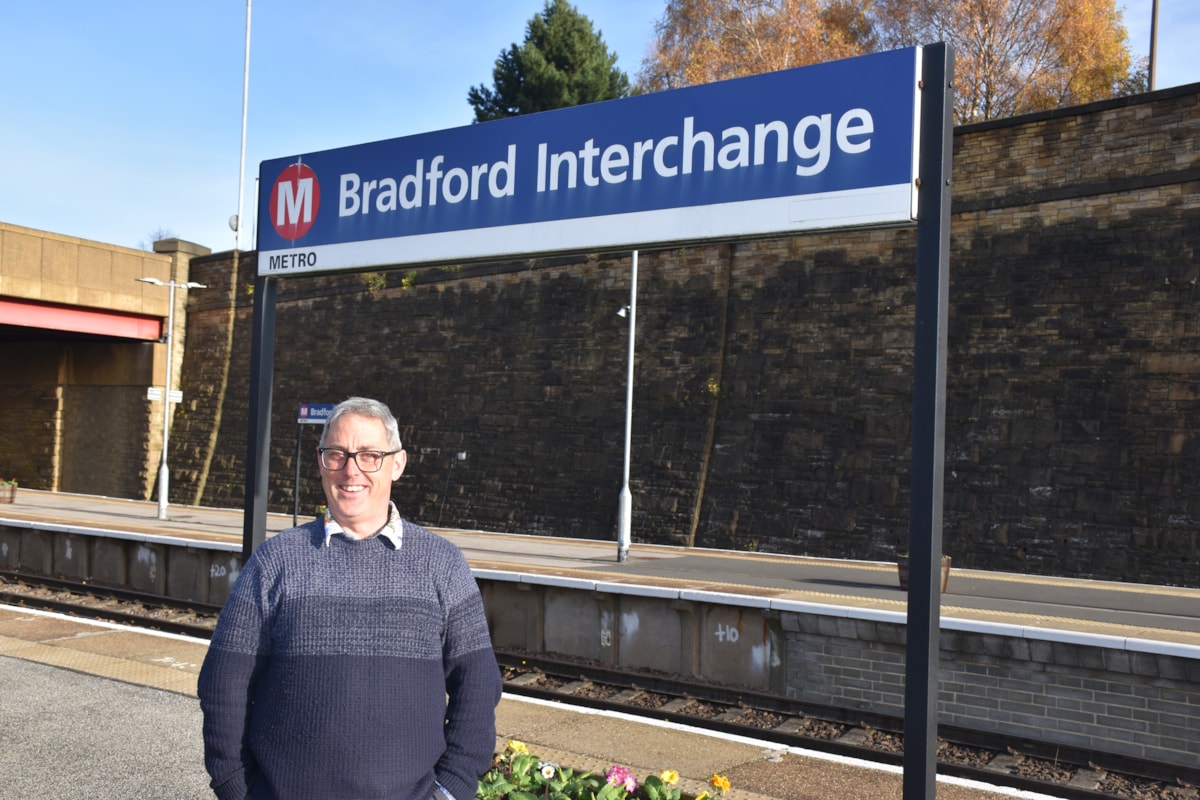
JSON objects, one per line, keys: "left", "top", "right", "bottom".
{"left": 605, "top": 765, "right": 638, "bottom": 793}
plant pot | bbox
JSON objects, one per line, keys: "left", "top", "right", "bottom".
{"left": 0, "top": 485, "right": 15, "bottom": 504}
{"left": 897, "top": 556, "right": 950, "bottom": 593}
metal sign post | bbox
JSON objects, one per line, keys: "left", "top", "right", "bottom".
{"left": 242, "top": 274, "right": 276, "bottom": 557}
{"left": 903, "top": 42, "right": 955, "bottom": 800}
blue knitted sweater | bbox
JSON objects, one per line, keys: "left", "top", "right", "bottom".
{"left": 198, "top": 518, "right": 501, "bottom": 800}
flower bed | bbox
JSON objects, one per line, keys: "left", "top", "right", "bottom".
{"left": 478, "top": 740, "right": 730, "bottom": 800}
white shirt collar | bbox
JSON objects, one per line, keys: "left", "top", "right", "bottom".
{"left": 322, "top": 501, "right": 404, "bottom": 549}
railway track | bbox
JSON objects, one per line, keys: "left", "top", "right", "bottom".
{"left": 2, "top": 571, "right": 1194, "bottom": 800}
{"left": 495, "top": 652, "right": 1199, "bottom": 800}
{"left": 0, "top": 571, "right": 219, "bottom": 639}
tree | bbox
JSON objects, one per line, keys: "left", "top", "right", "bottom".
{"left": 468, "top": 0, "right": 631, "bottom": 122}
{"left": 638, "top": 0, "right": 873, "bottom": 92}
{"left": 638, "top": 0, "right": 1137, "bottom": 124}
{"left": 870, "top": 0, "right": 1133, "bottom": 122}
{"left": 139, "top": 227, "right": 176, "bottom": 252}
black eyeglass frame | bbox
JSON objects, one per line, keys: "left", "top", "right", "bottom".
{"left": 317, "top": 447, "right": 401, "bottom": 473}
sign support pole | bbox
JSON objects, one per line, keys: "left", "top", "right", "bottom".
{"left": 242, "top": 274, "right": 276, "bottom": 557}
{"left": 903, "top": 42, "right": 955, "bottom": 800}
{"left": 293, "top": 420, "right": 302, "bottom": 527}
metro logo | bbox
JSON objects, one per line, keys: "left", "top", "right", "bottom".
{"left": 269, "top": 162, "right": 321, "bottom": 240}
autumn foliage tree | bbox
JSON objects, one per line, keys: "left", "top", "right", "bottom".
{"left": 870, "top": 0, "right": 1133, "bottom": 121}
{"left": 638, "top": 0, "right": 1137, "bottom": 124}
{"left": 638, "top": 0, "right": 873, "bottom": 91}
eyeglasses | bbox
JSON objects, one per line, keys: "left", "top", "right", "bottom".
{"left": 317, "top": 447, "right": 399, "bottom": 473}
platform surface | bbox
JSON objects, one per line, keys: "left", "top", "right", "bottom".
{"left": 5, "top": 489, "right": 1182, "bottom": 799}
{"left": 4, "top": 488, "right": 1200, "bottom": 649}
{"left": 0, "top": 606, "right": 1044, "bottom": 800}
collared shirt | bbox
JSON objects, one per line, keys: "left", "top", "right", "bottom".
{"left": 322, "top": 501, "right": 404, "bottom": 548}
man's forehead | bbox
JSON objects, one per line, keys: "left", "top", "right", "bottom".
{"left": 325, "top": 414, "right": 388, "bottom": 440}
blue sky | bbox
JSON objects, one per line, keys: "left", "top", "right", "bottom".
{"left": 1, "top": 0, "right": 1195, "bottom": 254}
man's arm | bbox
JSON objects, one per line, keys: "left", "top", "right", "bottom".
{"left": 435, "top": 560, "right": 503, "bottom": 800}
{"left": 198, "top": 558, "right": 273, "bottom": 800}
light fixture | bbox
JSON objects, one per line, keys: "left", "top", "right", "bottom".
{"left": 137, "top": 276, "right": 207, "bottom": 519}
{"left": 617, "top": 251, "right": 638, "bottom": 562}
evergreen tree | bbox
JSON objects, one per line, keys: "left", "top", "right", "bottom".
{"left": 468, "top": 0, "right": 631, "bottom": 122}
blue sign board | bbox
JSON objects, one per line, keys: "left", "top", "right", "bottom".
{"left": 297, "top": 403, "right": 335, "bottom": 425}
{"left": 258, "top": 47, "right": 922, "bottom": 276}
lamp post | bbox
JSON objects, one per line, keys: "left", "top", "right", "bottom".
{"left": 1149, "top": 0, "right": 1159, "bottom": 91}
{"left": 234, "top": 0, "right": 251, "bottom": 251}
{"left": 137, "top": 277, "right": 206, "bottom": 520}
{"left": 616, "top": 250, "right": 638, "bottom": 562}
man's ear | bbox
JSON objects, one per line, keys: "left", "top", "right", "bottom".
{"left": 392, "top": 450, "right": 407, "bottom": 481}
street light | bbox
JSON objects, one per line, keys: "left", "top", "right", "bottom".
{"left": 137, "top": 277, "right": 207, "bottom": 520}
{"left": 616, "top": 250, "right": 638, "bottom": 562}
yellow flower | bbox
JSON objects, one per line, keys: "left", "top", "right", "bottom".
{"left": 506, "top": 740, "right": 529, "bottom": 755}
{"left": 695, "top": 793, "right": 709, "bottom": 800}
{"left": 709, "top": 774, "right": 731, "bottom": 793}
{"left": 659, "top": 769, "right": 679, "bottom": 785}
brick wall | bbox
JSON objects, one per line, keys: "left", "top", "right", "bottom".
{"left": 170, "top": 83, "right": 1200, "bottom": 586}
{"left": 783, "top": 611, "right": 1200, "bottom": 772}
{"left": 0, "top": 382, "right": 60, "bottom": 487}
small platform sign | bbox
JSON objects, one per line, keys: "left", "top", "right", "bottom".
{"left": 298, "top": 403, "right": 335, "bottom": 425}
{"left": 147, "top": 387, "right": 183, "bottom": 403}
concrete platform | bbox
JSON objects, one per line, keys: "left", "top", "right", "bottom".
{"left": 3, "top": 488, "right": 1199, "bottom": 648}
{"left": 3, "top": 489, "right": 1199, "bottom": 781}
{"left": 0, "top": 605, "right": 1043, "bottom": 800}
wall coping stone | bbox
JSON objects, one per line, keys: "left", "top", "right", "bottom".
{"left": 473, "top": 568, "right": 1200, "bottom": 660}
{"left": 12, "top": 523, "right": 1199, "bottom": 662}
{"left": 0, "top": 517, "right": 235, "bottom": 552}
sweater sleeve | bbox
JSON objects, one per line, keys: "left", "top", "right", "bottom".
{"left": 433, "top": 551, "right": 502, "bottom": 800}
{"left": 197, "top": 552, "right": 275, "bottom": 800}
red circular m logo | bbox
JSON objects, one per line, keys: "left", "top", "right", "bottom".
{"left": 269, "top": 162, "right": 321, "bottom": 240}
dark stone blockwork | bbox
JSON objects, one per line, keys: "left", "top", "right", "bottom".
{"left": 169, "top": 85, "right": 1200, "bottom": 587}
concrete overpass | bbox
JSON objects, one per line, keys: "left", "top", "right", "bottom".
{"left": 0, "top": 222, "right": 211, "bottom": 498}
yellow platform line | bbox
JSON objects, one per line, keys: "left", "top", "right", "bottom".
{"left": 0, "top": 634, "right": 199, "bottom": 695}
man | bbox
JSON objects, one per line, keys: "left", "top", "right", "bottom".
{"left": 199, "top": 397, "right": 501, "bottom": 800}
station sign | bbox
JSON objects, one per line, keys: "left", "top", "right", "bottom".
{"left": 146, "top": 387, "right": 182, "bottom": 403}
{"left": 297, "top": 403, "right": 335, "bottom": 425}
{"left": 257, "top": 46, "right": 923, "bottom": 276}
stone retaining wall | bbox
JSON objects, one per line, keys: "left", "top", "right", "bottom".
{"left": 164, "top": 84, "right": 1200, "bottom": 586}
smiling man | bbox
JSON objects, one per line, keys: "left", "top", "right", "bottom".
{"left": 198, "top": 397, "right": 501, "bottom": 800}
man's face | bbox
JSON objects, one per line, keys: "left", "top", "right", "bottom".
{"left": 319, "top": 413, "right": 406, "bottom": 537}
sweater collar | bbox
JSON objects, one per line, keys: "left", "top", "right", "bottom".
{"left": 322, "top": 501, "right": 404, "bottom": 549}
